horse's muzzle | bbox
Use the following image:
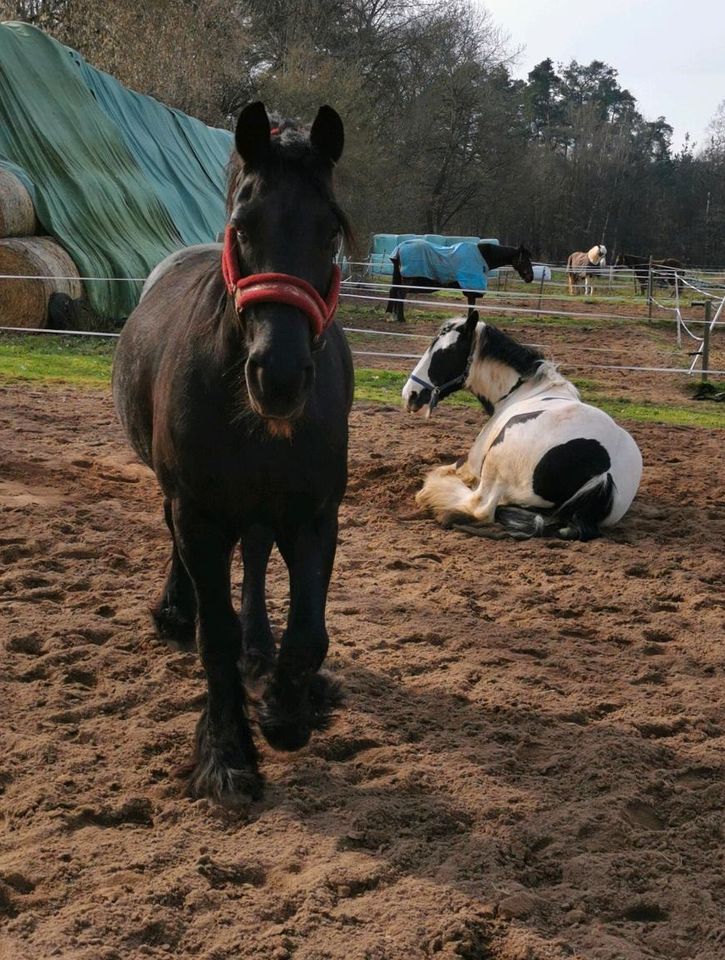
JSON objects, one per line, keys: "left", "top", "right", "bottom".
{"left": 246, "top": 353, "right": 314, "bottom": 420}
{"left": 405, "top": 390, "right": 432, "bottom": 414}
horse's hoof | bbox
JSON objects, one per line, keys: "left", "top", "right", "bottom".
{"left": 182, "top": 712, "right": 262, "bottom": 804}
{"left": 183, "top": 751, "right": 264, "bottom": 806}
{"left": 150, "top": 602, "right": 196, "bottom": 652}
{"left": 258, "top": 670, "right": 344, "bottom": 752}
{"left": 438, "top": 509, "right": 470, "bottom": 529}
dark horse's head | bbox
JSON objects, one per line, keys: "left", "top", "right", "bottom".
{"left": 224, "top": 102, "right": 351, "bottom": 424}
{"left": 512, "top": 244, "right": 535, "bottom": 283}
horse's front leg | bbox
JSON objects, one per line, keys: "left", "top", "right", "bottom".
{"left": 259, "top": 503, "right": 342, "bottom": 751}
{"left": 172, "top": 501, "right": 261, "bottom": 801}
{"left": 239, "top": 523, "right": 276, "bottom": 683}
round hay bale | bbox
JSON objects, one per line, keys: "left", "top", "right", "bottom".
{"left": 0, "top": 168, "right": 38, "bottom": 238}
{"left": 0, "top": 237, "right": 82, "bottom": 329}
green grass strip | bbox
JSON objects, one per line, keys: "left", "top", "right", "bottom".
{"left": 0, "top": 336, "right": 722, "bottom": 429}
{"left": 354, "top": 369, "right": 725, "bottom": 429}
{"left": 0, "top": 336, "right": 114, "bottom": 385}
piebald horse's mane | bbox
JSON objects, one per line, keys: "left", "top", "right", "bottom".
{"left": 476, "top": 323, "right": 543, "bottom": 375}
{"left": 474, "top": 323, "right": 572, "bottom": 392}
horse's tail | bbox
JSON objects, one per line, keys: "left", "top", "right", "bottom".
{"left": 494, "top": 472, "right": 616, "bottom": 542}
{"left": 566, "top": 253, "right": 574, "bottom": 272}
{"left": 416, "top": 466, "right": 474, "bottom": 522}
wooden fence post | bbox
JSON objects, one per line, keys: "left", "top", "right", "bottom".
{"left": 702, "top": 300, "right": 712, "bottom": 382}
{"left": 537, "top": 269, "right": 545, "bottom": 311}
{"left": 647, "top": 255, "right": 654, "bottom": 323}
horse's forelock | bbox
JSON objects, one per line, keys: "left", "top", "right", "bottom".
{"left": 225, "top": 130, "right": 355, "bottom": 255}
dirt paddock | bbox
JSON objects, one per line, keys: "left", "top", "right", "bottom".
{"left": 1, "top": 383, "right": 723, "bottom": 960}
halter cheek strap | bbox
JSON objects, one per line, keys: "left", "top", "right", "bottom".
{"left": 221, "top": 225, "right": 341, "bottom": 339}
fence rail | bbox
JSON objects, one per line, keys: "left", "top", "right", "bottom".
{"left": 1, "top": 264, "right": 723, "bottom": 381}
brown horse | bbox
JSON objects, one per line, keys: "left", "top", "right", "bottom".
{"left": 566, "top": 244, "right": 607, "bottom": 295}
{"left": 112, "top": 103, "right": 354, "bottom": 802}
{"left": 616, "top": 253, "right": 684, "bottom": 295}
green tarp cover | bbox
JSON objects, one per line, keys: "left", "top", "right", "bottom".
{"left": 69, "top": 49, "right": 232, "bottom": 248}
{"left": 0, "top": 22, "right": 233, "bottom": 318}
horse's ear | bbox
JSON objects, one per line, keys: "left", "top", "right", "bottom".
{"left": 235, "top": 102, "right": 271, "bottom": 168}
{"left": 465, "top": 310, "right": 479, "bottom": 333}
{"left": 310, "top": 105, "right": 344, "bottom": 164}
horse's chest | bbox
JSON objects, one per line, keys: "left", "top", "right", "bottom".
{"left": 164, "top": 422, "right": 346, "bottom": 511}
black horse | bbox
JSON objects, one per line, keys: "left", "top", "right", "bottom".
{"left": 616, "top": 253, "right": 684, "bottom": 295}
{"left": 384, "top": 241, "right": 534, "bottom": 322}
{"left": 113, "top": 103, "right": 354, "bottom": 802}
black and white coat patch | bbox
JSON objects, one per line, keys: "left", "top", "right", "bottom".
{"left": 402, "top": 315, "right": 643, "bottom": 540}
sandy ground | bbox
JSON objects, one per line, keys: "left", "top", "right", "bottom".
{"left": 1, "top": 383, "right": 724, "bottom": 960}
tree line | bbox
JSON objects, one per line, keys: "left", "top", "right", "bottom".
{"left": 4, "top": 0, "right": 725, "bottom": 266}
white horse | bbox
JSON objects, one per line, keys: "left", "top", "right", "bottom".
{"left": 567, "top": 244, "right": 607, "bottom": 296}
{"left": 402, "top": 313, "right": 642, "bottom": 540}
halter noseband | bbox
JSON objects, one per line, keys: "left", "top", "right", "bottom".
{"left": 221, "top": 225, "right": 341, "bottom": 339}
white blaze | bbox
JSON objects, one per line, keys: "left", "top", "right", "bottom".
{"left": 401, "top": 326, "right": 464, "bottom": 406}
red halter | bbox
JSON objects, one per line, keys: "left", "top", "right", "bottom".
{"left": 221, "top": 225, "right": 341, "bottom": 339}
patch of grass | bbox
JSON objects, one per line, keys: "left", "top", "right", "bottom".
{"left": 1, "top": 335, "right": 722, "bottom": 429}
{"left": 354, "top": 368, "right": 724, "bottom": 428}
{"left": 0, "top": 334, "right": 115, "bottom": 385}
{"left": 339, "top": 303, "right": 451, "bottom": 324}
{"left": 683, "top": 379, "right": 725, "bottom": 399}
{"left": 355, "top": 368, "right": 478, "bottom": 407}
{"left": 589, "top": 397, "right": 724, "bottom": 429}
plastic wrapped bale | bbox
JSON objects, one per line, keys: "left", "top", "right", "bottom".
{"left": 0, "top": 167, "right": 38, "bottom": 238}
{"left": 0, "top": 237, "right": 82, "bottom": 328}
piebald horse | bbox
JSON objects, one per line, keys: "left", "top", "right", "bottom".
{"left": 567, "top": 244, "right": 607, "bottom": 296}
{"left": 402, "top": 313, "right": 642, "bottom": 541}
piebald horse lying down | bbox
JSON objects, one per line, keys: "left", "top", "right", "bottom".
{"left": 402, "top": 313, "right": 642, "bottom": 540}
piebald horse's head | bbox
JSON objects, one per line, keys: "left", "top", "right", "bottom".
{"left": 402, "top": 313, "right": 479, "bottom": 415}
{"left": 403, "top": 314, "right": 547, "bottom": 417}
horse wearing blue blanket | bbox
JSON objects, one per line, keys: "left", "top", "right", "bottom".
{"left": 385, "top": 238, "right": 534, "bottom": 322}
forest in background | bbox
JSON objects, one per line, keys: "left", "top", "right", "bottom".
{"left": 3, "top": 0, "right": 725, "bottom": 265}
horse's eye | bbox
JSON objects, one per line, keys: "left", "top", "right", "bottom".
{"left": 237, "top": 230, "right": 249, "bottom": 246}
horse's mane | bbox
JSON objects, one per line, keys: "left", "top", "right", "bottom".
{"left": 478, "top": 324, "right": 544, "bottom": 376}
{"left": 225, "top": 116, "right": 355, "bottom": 252}
{"left": 530, "top": 359, "right": 576, "bottom": 393}
{"left": 587, "top": 244, "right": 606, "bottom": 264}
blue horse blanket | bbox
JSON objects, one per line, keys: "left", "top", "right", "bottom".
{"left": 392, "top": 239, "right": 488, "bottom": 291}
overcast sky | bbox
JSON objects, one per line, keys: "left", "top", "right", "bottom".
{"left": 481, "top": 0, "right": 724, "bottom": 151}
